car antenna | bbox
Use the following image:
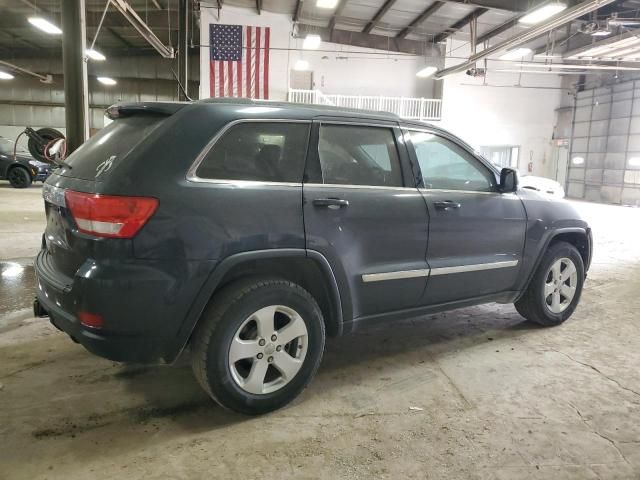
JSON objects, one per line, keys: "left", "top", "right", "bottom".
{"left": 171, "top": 68, "right": 193, "bottom": 102}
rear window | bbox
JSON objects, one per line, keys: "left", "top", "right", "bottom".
{"left": 195, "top": 122, "right": 310, "bottom": 183}
{"left": 62, "top": 114, "right": 166, "bottom": 180}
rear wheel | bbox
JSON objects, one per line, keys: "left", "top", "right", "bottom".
{"left": 8, "top": 166, "right": 32, "bottom": 189}
{"left": 515, "top": 241, "right": 584, "bottom": 326}
{"left": 191, "top": 277, "right": 325, "bottom": 415}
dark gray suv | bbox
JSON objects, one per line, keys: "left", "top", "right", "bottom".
{"left": 34, "top": 99, "right": 592, "bottom": 414}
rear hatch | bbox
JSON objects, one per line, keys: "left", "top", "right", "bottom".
{"left": 42, "top": 103, "right": 183, "bottom": 280}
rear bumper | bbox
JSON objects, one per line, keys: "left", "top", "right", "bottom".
{"left": 34, "top": 249, "right": 212, "bottom": 363}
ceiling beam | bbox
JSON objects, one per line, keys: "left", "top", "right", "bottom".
{"left": 477, "top": 16, "right": 522, "bottom": 44}
{"left": 297, "top": 23, "right": 442, "bottom": 55}
{"left": 256, "top": 0, "right": 262, "bottom": 14}
{"left": 433, "top": 8, "right": 488, "bottom": 43}
{"left": 328, "top": 0, "right": 348, "bottom": 31}
{"left": 363, "top": 0, "right": 398, "bottom": 34}
{"left": 293, "top": 0, "right": 303, "bottom": 22}
{"left": 396, "top": 1, "right": 445, "bottom": 39}
{"left": 151, "top": 0, "right": 163, "bottom": 9}
{"left": 443, "top": 0, "right": 528, "bottom": 12}
{"left": 106, "top": 26, "right": 134, "bottom": 48}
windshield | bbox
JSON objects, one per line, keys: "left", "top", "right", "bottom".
{"left": 0, "top": 138, "right": 27, "bottom": 155}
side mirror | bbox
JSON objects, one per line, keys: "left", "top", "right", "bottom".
{"left": 499, "top": 167, "right": 518, "bottom": 193}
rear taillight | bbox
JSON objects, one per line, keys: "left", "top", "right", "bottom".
{"left": 64, "top": 190, "right": 158, "bottom": 239}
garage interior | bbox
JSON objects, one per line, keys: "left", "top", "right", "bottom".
{"left": 1, "top": 0, "right": 640, "bottom": 478}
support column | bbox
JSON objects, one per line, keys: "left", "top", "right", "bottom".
{"left": 61, "top": 0, "right": 90, "bottom": 153}
{"left": 178, "top": 0, "right": 189, "bottom": 100}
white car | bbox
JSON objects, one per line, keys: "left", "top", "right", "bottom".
{"left": 519, "top": 175, "right": 565, "bottom": 199}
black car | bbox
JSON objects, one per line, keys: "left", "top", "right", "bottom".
{"left": 34, "top": 100, "right": 592, "bottom": 415}
{"left": 0, "top": 137, "right": 52, "bottom": 188}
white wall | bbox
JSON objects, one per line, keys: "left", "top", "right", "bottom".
{"left": 200, "top": 6, "right": 438, "bottom": 101}
{"left": 439, "top": 41, "right": 564, "bottom": 178}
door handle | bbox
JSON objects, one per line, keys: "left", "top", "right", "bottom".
{"left": 313, "top": 198, "right": 349, "bottom": 209}
{"left": 434, "top": 200, "right": 461, "bottom": 210}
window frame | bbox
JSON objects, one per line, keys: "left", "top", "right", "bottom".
{"left": 403, "top": 127, "right": 500, "bottom": 193}
{"left": 304, "top": 120, "right": 416, "bottom": 189}
{"left": 186, "top": 118, "right": 312, "bottom": 186}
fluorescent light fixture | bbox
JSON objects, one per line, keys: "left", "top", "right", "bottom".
{"left": 303, "top": 34, "right": 322, "bottom": 50}
{"left": 294, "top": 59, "right": 310, "bottom": 71}
{"left": 0, "top": 71, "right": 14, "bottom": 80}
{"left": 86, "top": 49, "right": 106, "bottom": 61}
{"left": 572, "top": 156, "right": 585, "bottom": 165}
{"left": 416, "top": 66, "right": 438, "bottom": 78}
{"left": 28, "top": 17, "right": 62, "bottom": 35}
{"left": 591, "top": 29, "right": 612, "bottom": 36}
{"left": 500, "top": 48, "right": 533, "bottom": 60}
{"left": 519, "top": 2, "right": 567, "bottom": 25}
{"left": 317, "top": 0, "right": 339, "bottom": 8}
{"left": 629, "top": 157, "right": 640, "bottom": 167}
{"left": 97, "top": 76, "right": 117, "bottom": 86}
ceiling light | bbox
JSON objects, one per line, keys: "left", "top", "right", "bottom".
{"left": 629, "top": 157, "right": 640, "bottom": 167}
{"left": 500, "top": 48, "right": 533, "bottom": 60}
{"left": 28, "top": 17, "right": 62, "bottom": 35}
{"left": 591, "top": 29, "right": 612, "bottom": 36}
{"left": 294, "top": 59, "right": 310, "bottom": 71}
{"left": 317, "top": 0, "right": 339, "bottom": 8}
{"left": 416, "top": 66, "right": 438, "bottom": 78}
{"left": 97, "top": 76, "right": 117, "bottom": 86}
{"left": 519, "top": 2, "right": 567, "bottom": 25}
{"left": 0, "top": 71, "right": 14, "bottom": 80}
{"left": 514, "top": 63, "right": 640, "bottom": 71}
{"left": 86, "top": 49, "right": 106, "bottom": 61}
{"left": 303, "top": 34, "right": 322, "bottom": 50}
{"left": 572, "top": 156, "right": 585, "bottom": 165}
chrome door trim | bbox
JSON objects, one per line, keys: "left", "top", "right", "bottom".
{"left": 429, "top": 260, "right": 519, "bottom": 276}
{"left": 361, "top": 260, "right": 519, "bottom": 282}
{"left": 362, "top": 269, "right": 430, "bottom": 283}
{"left": 186, "top": 118, "right": 312, "bottom": 183}
{"left": 306, "top": 183, "right": 418, "bottom": 192}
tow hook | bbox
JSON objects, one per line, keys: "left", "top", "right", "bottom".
{"left": 33, "top": 298, "right": 48, "bottom": 318}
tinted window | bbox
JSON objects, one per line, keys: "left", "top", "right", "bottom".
{"left": 318, "top": 125, "right": 403, "bottom": 187}
{"left": 63, "top": 114, "right": 167, "bottom": 180}
{"left": 197, "top": 122, "right": 309, "bottom": 182}
{"left": 410, "top": 131, "right": 495, "bottom": 192}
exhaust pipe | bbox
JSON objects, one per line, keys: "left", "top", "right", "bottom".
{"left": 33, "top": 298, "right": 49, "bottom": 318}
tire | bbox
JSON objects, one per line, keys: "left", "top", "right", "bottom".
{"left": 8, "top": 166, "right": 32, "bottom": 189}
{"left": 515, "top": 241, "right": 585, "bottom": 326}
{"left": 190, "top": 277, "right": 326, "bottom": 415}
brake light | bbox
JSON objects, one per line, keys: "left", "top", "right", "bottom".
{"left": 64, "top": 190, "right": 158, "bottom": 238}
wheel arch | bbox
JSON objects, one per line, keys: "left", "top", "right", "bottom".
{"left": 516, "top": 227, "right": 592, "bottom": 302}
{"left": 170, "top": 249, "right": 348, "bottom": 363}
{"left": 7, "top": 163, "right": 33, "bottom": 178}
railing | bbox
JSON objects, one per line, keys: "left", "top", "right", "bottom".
{"left": 287, "top": 89, "right": 442, "bottom": 121}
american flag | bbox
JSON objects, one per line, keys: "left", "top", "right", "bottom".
{"left": 209, "top": 24, "right": 270, "bottom": 99}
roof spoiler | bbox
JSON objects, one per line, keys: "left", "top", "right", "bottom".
{"left": 105, "top": 102, "right": 188, "bottom": 120}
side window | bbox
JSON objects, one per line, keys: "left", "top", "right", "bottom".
{"left": 318, "top": 125, "right": 403, "bottom": 187}
{"left": 409, "top": 131, "right": 496, "bottom": 192}
{"left": 196, "top": 122, "right": 310, "bottom": 182}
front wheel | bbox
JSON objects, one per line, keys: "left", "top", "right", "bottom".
{"left": 8, "top": 167, "right": 32, "bottom": 188}
{"left": 515, "top": 241, "right": 585, "bottom": 326}
{"left": 191, "top": 278, "right": 326, "bottom": 415}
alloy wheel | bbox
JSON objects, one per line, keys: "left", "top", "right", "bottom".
{"left": 228, "top": 305, "right": 308, "bottom": 395}
{"left": 544, "top": 257, "right": 578, "bottom": 314}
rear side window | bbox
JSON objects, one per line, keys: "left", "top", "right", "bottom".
{"left": 196, "top": 122, "right": 310, "bottom": 183}
{"left": 318, "top": 125, "right": 403, "bottom": 187}
{"left": 63, "top": 114, "right": 167, "bottom": 181}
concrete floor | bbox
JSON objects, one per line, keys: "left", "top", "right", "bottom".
{"left": 1, "top": 180, "right": 640, "bottom": 479}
